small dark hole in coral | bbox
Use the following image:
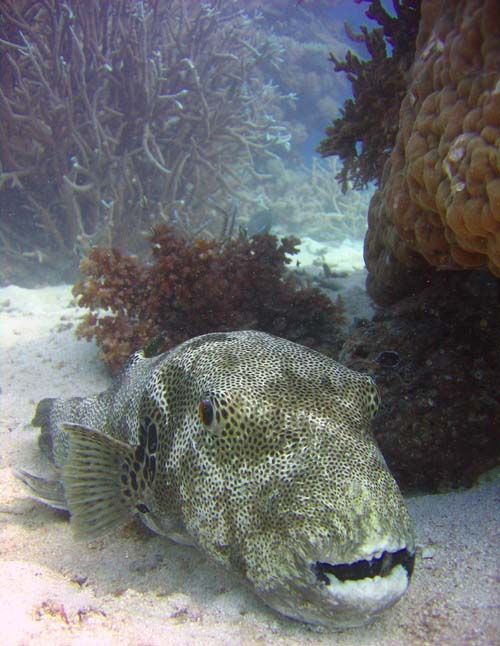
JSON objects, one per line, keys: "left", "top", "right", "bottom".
{"left": 374, "top": 350, "right": 400, "bottom": 368}
{"left": 355, "top": 346, "right": 369, "bottom": 358}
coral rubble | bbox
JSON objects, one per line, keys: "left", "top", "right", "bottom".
{"left": 318, "top": 0, "right": 421, "bottom": 190}
{"left": 73, "top": 226, "right": 344, "bottom": 374}
{"left": 364, "top": 0, "right": 500, "bottom": 301}
{"left": 0, "top": 0, "right": 288, "bottom": 284}
{"left": 339, "top": 271, "right": 500, "bottom": 491}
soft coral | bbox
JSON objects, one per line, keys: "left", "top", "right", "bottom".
{"left": 73, "top": 226, "right": 344, "bottom": 373}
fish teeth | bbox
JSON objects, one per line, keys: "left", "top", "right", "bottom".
{"left": 323, "top": 564, "right": 410, "bottom": 612}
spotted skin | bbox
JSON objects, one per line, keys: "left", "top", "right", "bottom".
{"left": 22, "top": 331, "right": 415, "bottom": 628}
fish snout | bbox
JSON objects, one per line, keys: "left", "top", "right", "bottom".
{"left": 286, "top": 523, "right": 416, "bottom": 628}
{"left": 304, "top": 542, "right": 415, "bottom": 627}
{"left": 256, "top": 497, "right": 416, "bottom": 628}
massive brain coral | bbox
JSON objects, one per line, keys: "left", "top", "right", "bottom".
{"left": 365, "top": 0, "right": 500, "bottom": 302}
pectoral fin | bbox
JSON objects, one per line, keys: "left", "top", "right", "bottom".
{"left": 61, "top": 423, "right": 151, "bottom": 540}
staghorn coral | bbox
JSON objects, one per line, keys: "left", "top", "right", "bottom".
{"left": 254, "top": 157, "right": 373, "bottom": 243}
{"left": 0, "top": 0, "right": 289, "bottom": 284}
{"left": 238, "top": 1, "right": 354, "bottom": 145}
{"left": 318, "top": 0, "right": 421, "bottom": 190}
{"left": 365, "top": 0, "right": 500, "bottom": 302}
{"left": 73, "top": 226, "right": 344, "bottom": 373}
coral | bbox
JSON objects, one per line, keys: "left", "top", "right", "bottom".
{"left": 238, "top": 1, "right": 354, "bottom": 142}
{"left": 73, "top": 226, "right": 344, "bottom": 373}
{"left": 307, "top": 158, "right": 373, "bottom": 240}
{"left": 318, "top": 0, "right": 421, "bottom": 190}
{"left": 0, "top": 0, "right": 289, "bottom": 284}
{"left": 365, "top": 0, "right": 500, "bottom": 302}
{"left": 339, "top": 271, "right": 500, "bottom": 491}
{"left": 256, "top": 157, "right": 373, "bottom": 243}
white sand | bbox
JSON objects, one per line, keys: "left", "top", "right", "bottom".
{"left": 294, "top": 236, "right": 366, "bottom": 273}
{"left": 0, "top": 285, "right": 498, "bottom": 645}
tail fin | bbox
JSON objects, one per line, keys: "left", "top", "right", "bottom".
{"left": 31, "top": 395, "right": 101, "bottom": 468}
{"left": 32, "top": 397, "right": 58, "bottom": 461}
{"left": 14, "top": 398, "right": 70, "bottom": 510}
{"left": 14, "top": 468, "right": 68, "bottom": 511}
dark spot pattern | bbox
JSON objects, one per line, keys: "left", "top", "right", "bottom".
{"left": 118, "top": 414, "right": 160, "bottom": 507}
{"left": 130, "top": 471, "right": 138, "bottom": 491}
{"left": 147, "top": 424, "right": 158, "bottom": 452}
{"left": 149, "top": 455, "right": 156, "bottom": 480}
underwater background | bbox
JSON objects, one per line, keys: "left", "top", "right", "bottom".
{"left": 0, "top": 0, "right": 498, "bottom": 643}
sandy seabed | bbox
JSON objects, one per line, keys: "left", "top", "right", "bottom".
{"left": 0, "top": 284, "right": 498, "bottom": 646}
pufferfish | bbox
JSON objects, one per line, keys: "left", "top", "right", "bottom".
{"left": 17, "top": 330, "right": 415, "bottom": 628}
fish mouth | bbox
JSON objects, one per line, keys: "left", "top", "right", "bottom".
{"left": 254, "top": 547, "right": 415, "bottom": 628}
{"left": 312, "top": 547, "right": 415, "bottom": 585}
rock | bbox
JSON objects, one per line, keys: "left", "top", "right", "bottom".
{"left": 339, "top": 271, "right": 500, "bottom": 491}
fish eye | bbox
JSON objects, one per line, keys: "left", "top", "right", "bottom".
{"left": 198, "top": 399, "right": 214, "bottom": 426}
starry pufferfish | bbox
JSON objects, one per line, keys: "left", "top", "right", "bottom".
{"left": 18, "top": 330, "right": 415, "bottom": 628}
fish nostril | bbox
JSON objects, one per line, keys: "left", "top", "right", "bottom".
{"left": 313, "top": 548, "right": 415, "bottom": 584}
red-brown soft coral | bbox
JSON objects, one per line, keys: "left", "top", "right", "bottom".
{"left": 73, "top": 226, "right": 344, "bottom": 373}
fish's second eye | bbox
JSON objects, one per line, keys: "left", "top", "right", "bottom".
{"left": 199, "top": 399, "right": 214, "bottom": 426}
